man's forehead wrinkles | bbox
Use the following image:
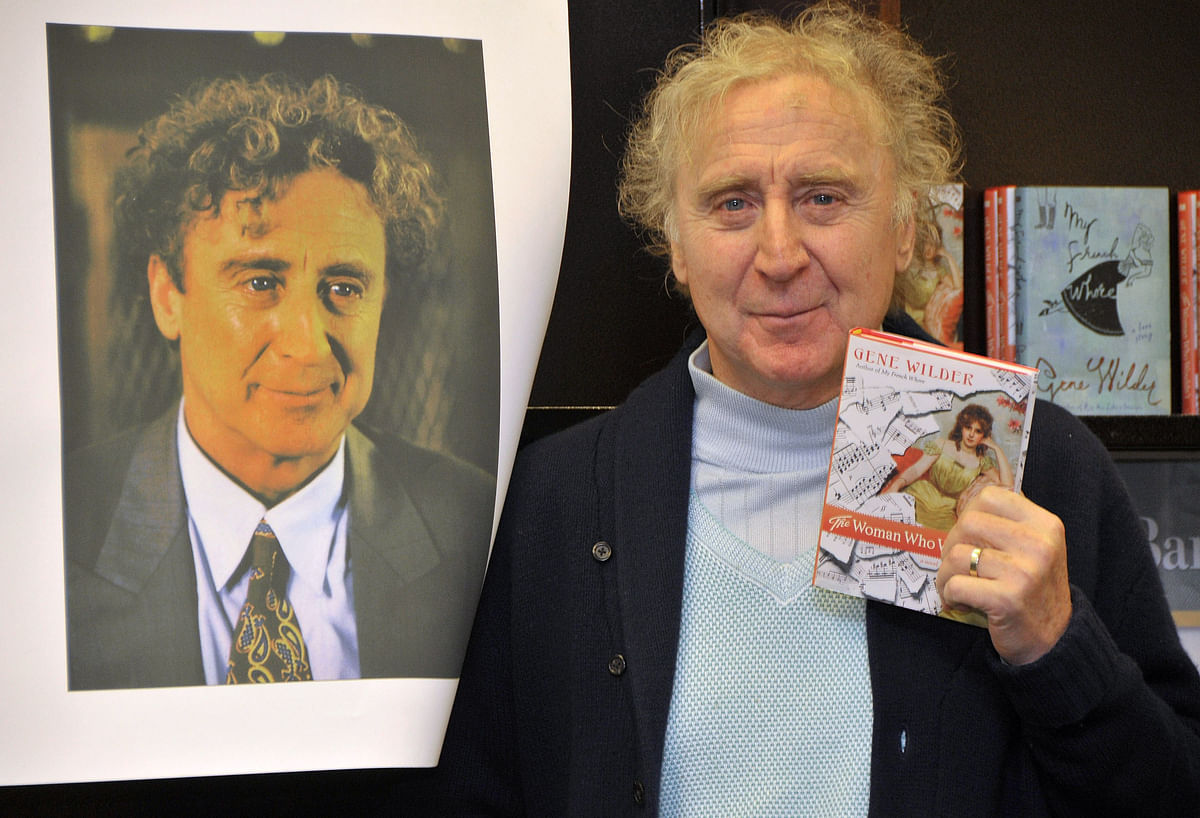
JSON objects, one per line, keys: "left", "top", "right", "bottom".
{"left": 721, "top": 102, "right": 857, "bottom": 137}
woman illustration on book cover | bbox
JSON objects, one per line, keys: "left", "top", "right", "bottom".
{"left": 882, "top": 403, "right": 1014, "bottom": 530}
{"left": 895, "top": 202, "right": 963, "bottom": 348}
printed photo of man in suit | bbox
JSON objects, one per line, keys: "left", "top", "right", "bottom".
{"left": 62, "top": 70, "right": 496, "bottom": 690}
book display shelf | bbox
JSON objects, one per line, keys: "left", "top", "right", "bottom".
{"left": 532, "top": 2, "right": 1200, "bottom": 459}
{"left": 1085, "top": 415, "right": 1200, "bottom": 454}
{"left": 909, "top": 2, "right": 1199, "bottom": 456}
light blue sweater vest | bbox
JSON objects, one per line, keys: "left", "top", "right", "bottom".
{"left": 657, "top": 344, "right": 872, "bottom": 816}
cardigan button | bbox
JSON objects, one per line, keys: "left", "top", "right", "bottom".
{"left": 592, "top": 540, "right": 613, "bottom": 562}
{"left": 632, "top": 779, "right": 645, "bottom": 805}
{"left": 608, "top": 654, "right": 626, "bottom": 676}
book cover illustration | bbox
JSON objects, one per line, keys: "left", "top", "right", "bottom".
{"left": 813, "top": 328, "right": 1038, "bottom": 624}
{"left": 895, "top": 183, "right": 964, "bottom": 349}
{"left": 1014, "top": 186, "right": 1170, "bottom": 415}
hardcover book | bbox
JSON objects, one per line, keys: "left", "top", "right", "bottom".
{"left": 812, "top": 328, "right": 1038, "bottom": 624}
{"left": 999, "top": 186, "right": 1018, "bottom": 362}
{"left": 983, "top": 185, "right": 1019, "bottom": 362}
{"left": 896, "top": 184, "right": 965, "bottom": 349}
{"left": 1180, "top": 190, "right": 1199, "bottom": 415}
{"left": 983, "top": 188, "right": 999, "bottom": 359}
{"left": 990, "top": 186, "right": 1171, "bottom": 415}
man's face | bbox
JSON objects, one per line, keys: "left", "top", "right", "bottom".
{"left": 149, "top": 168, "right": 387, "bottom": 499}
{"left": 670, "top": 73, "right": 915, "bottom": 409}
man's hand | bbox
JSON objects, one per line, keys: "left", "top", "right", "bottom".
{"left": 936, "top": 486, "right": 1072, "bottom": 665}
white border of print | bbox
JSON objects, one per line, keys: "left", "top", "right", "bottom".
{"left": 0, "top": 0, "right": 569, "bottom": 785}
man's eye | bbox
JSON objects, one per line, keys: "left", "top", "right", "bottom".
{"left": 811, "top": 193, "right": 837, "bottom": 206}
{"left": 320, "top": 280, "right": 367, "bottom": 314}
{"left": 326, "top": 281, "right": 364, "bottom": 299}
{"left": 721, "top": 198, "right": 746, "bottom": 212}
{"left": 248, "top": 276, "right": 277, "bottom": 292}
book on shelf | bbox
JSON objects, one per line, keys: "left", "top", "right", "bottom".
{"left": 896, "top": 183, "right": 965, "bottom": 349}
{"left": 1179, "top": 190, "right": 1199, "bottom": 415}
{"left": 984, "top": 185, "right": 1171, "bottom": 416}
{"left": 812, "top": 327, "right": 1038, "bottom": 625}
{"left": 983, "top": 188, "right": 999, "bottom": 358}
{"left": 998, "top": 186, "right": 1017, "bottom": 362}
{"left": 983, "top": 185, "right": 1018, "bottom": 362}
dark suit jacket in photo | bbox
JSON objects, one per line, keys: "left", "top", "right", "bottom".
{"left": 64, "top": 407, "right": 496, "bottom": 690}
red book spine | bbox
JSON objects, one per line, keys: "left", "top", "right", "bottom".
{"left": 996, "top": 186, "right": 1014, "bottom": 362}
{"left": 984, "top": 188, "right": 999, "bottom": 359}
{"left": 1183, "top": 191, "right": 1200, "bottom": 414}
{"left": 1193, "top": 193, "right": 1199, "bottom": 414}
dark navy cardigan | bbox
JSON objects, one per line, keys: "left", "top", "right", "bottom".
{"left": 440, "top": 322, "right": 1200, "bottom": 816}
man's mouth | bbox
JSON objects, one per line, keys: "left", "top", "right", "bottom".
{"left": 252, "top": 381, "right": 341, "bottom": 403}
{"left": 752, "top": 306, "right": 817, "bottom": 328}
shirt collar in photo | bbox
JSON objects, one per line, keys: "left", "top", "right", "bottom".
{"left": 174, "top": 401, "right": 348, "bottom": 595}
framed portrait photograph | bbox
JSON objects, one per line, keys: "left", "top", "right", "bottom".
{"left": 2, "top": 0, "right": 569, "bottom": 785}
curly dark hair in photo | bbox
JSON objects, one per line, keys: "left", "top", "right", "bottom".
{"left": 114, "top": 72, "right": 444, "bottom": 289}
{"left": 948, "top": 403, "right": 993, "bottom": 457}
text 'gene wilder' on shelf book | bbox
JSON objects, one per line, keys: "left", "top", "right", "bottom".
{"left": 984, "top": 185, "right": 1171, "bottom": 416}
{"left": 812, "top": 328, "right": 1038, "bottom": 625}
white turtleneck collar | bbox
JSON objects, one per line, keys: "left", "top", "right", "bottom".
{"left": 688, "top": 341, "right": 838, "bottom": 475}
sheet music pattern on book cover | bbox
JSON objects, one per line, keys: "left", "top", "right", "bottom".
{"left": 813, "top": 328, "right": 1038, "bottom": 624}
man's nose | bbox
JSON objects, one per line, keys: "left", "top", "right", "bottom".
{"left": 274, "top": 291, "right": 333, "bottom": 362}
{"left": 754, "top": 201, "right": 811, "bottom": 282}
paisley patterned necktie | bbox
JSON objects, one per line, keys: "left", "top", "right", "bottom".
{"left": 225, "top": 521, "right": 313, "bottom": 683}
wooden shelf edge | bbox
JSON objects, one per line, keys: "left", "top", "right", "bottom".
{"left": 1081, "top": 415, "right": 1200, "bottom": 454}
{"left": 523, "top": 408, "right": 1200, "bottom": 455}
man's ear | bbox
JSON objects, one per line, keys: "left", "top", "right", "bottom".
{"left": 895, "top": 208, "right": 917, "bottom": 273}
{"left": 147, "top": 255, "right": 183, "bottom": 341}
{"left": 669, "top": 239, "right": 690, "bottom": 289}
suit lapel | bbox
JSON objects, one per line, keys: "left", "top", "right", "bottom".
{"left": 344, "top": 427, "right": 443, "bottom": 677}
{"left": 94, "top": 409, "right": 204, "bottom": 687}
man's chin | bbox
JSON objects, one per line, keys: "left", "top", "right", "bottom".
{"left": 264, "top": 435, "right": 345, "bottom": 465}
{"left": 245, "top": 416, "right": 350, "bottom": 465}
{"left": 750, "top": 360, "right": 842, "bottom": 409}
